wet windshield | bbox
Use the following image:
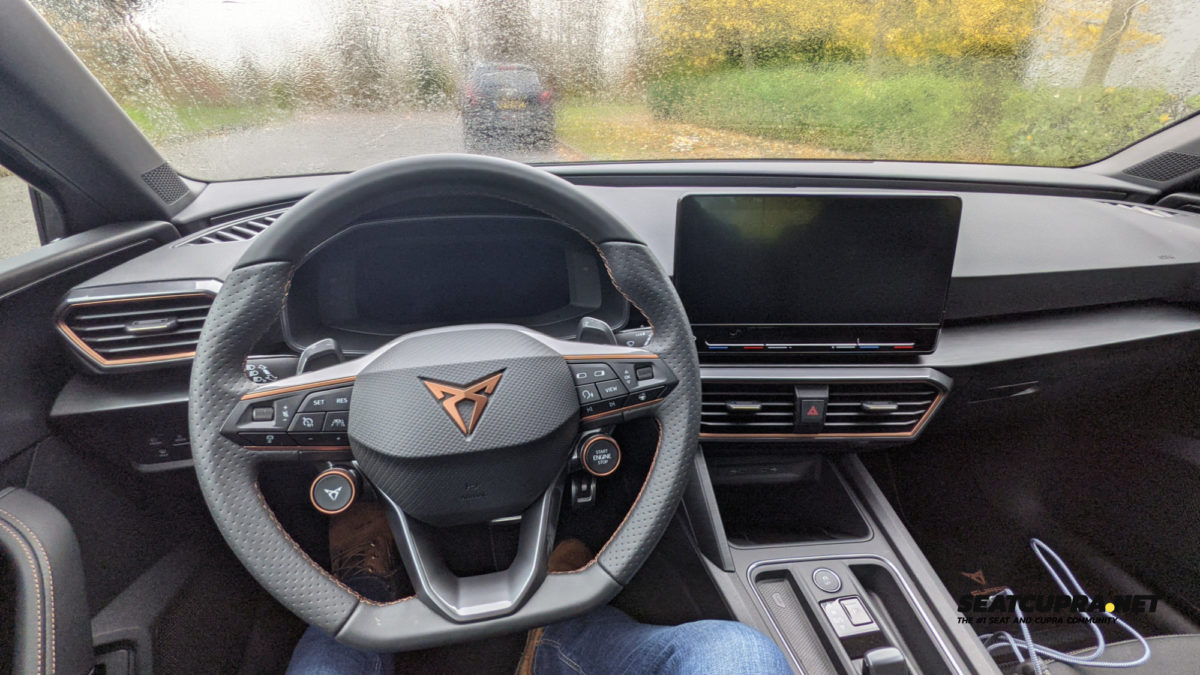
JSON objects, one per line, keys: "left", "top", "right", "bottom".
{"left": 30, "top": 0, "right": 1200, "bottom": 178}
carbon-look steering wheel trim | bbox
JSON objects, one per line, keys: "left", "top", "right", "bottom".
{"left": 187, "top": 154, "right": 700, "bottom": 651}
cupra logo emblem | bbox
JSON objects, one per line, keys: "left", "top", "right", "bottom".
{"left": 420, "top": 371, "right": 504, "bottom": 436}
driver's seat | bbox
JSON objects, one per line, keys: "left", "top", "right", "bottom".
{"left": 0, "top": 488, "right": 93, "bottom": 675}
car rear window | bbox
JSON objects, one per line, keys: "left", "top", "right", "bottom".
{"left": 477, "top": 71, "right": 540, "bottom": 91}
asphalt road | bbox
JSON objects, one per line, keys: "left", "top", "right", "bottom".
{"left": 0, "top": 175, "right": 38, "bottom": 260}
{"left": 161, "top": 109, "right": 567, "bottom": 180}
{"left": 0, "top": 110, "right": 567, "bottom": 259}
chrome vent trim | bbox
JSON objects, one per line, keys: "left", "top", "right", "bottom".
{"left": 700, "top": 382, "right": 796, "bottom": 434}
{"left": 825, "top": 382, "right": 940, "bottom": 435}
{"left": 56, "top": 281, "right": 221, "bottom": 369}
{"left": 183, "top": 207, "right": 288, "bottom": 245}
{"left": 698, "top": 368, "right": 949, "bottom": 440}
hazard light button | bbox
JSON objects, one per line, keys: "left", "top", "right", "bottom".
{"left": 800, "top": 399, "right": 826, "bottom": 425}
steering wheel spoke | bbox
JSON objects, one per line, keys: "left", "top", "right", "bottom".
{"left": 380, "top": 472, "right": 565, "bottom": 622}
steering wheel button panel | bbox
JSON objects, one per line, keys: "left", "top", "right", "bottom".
{"left": 300, "top": 386, "right": 353, "bottom": 412}
{"left": 597, "top": 380, "right": 627, "bottom": 400}
{"left": 239, "top": 432, "right": 294, "bottom": 447}
{"left": 581, "top": 399, "right": 621, "bottom": 417}
{"left": 290, "top": 412, "right": 326, "bottom": 433}
{"left": 323, "top": 412, "right": 349, "bottom": 431}
{"left": 567, "top": 357, "right": 677, "bottom": 425}
{"left": 626, "top": 386, "right": 665, "bottom": 406}
{"left": 613, "top": 363, "right": 638, "bottom": 387}
{"left": 569, "top": 363, "right": 615, "bottom": 384}
{"left": 576, "top": 383, "right": 601, "bottom": 403}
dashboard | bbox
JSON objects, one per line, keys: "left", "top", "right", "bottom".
{"left": 45, "top": 166, "right": 1200, "bottom": 469}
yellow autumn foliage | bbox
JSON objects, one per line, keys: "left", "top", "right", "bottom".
{"left": 648, "top": 0, "right": 1041, "bottom": 68}
{"left": 1039, "top": 0, "right": 1162, "bottom": 59}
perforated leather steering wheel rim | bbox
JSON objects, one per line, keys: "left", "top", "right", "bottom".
{"left": 187, "top": 154, "right": 701, "bottom": 651}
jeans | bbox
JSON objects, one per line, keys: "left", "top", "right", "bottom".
{"left": 286, "top": 625, "right": 392, "bottom": 675}
{"left": 286, "top": 605, "right": 791, "bottom": 674}
{"left": 530, "top": 605, "right": 792, "bottom": 674}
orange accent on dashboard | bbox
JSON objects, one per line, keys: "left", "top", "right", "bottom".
{"left": 241, "top": 376, "right": 357, "bottom": 401}
{"left": 564, "top": 354, "right": 658, "bottom": 360}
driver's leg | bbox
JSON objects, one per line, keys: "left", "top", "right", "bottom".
{"left": 286, "top": 503, "right": 398, "bottom": 674}
{"left": 522, "top": 604, "right": 792, "bottom": 675}
{"left": 516, "top": 539, "right": 791, "bottom": 675}
{"left": 286, "top": 625, "right": 391, "bottom": 675}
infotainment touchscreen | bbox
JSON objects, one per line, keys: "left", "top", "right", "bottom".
{"left": 674, "top": 194, "right": 961, "bottom": 356}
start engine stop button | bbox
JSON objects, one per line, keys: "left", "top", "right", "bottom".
{"left": 581, "top": 435, "right": 621, "bottom": 477}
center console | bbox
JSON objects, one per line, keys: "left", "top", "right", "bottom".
{"left": 683, "top": 453, "right": 997, "bottom": 674}
{"left": 673, "top": 192, "right": 998, "bottom": 673}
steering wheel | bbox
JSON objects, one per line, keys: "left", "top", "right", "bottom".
{"left": 187, "top": 154, "right": 700, "bottom": 651}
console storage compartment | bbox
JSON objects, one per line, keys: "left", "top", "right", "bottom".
{"left": 707, "top": 455, "right": 870, "bottom": 546}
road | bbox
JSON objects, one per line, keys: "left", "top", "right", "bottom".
{"left": 160, "top": 109, "right": 568, "bottom": 180}
{"left": 0, "top": 110, "right": 568, "bottom": 259}
{"left": 0, "top": 175, "right": 38, "bottom": 260}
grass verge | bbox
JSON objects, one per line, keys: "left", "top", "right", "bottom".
{"left": 557, "top": 100, "right": 861, "bottom": 161}
{"left": 123, "top": 103, "right": 291, "bottom": 143}
{"left": 647, "top": 64, "right": 1199, "bottom": 166}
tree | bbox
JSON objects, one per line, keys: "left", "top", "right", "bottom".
{"left": 1038, "top": 0, "right": 1161, "bottom": 86}
{"left": 1082, "top": 0, "right": 1138, "bottom": 86}
{"left": 646, "top": 0, "right": 1037, "bottom": 74}
{"left": 331, "top": 2, "right": 391, "bottom": 109}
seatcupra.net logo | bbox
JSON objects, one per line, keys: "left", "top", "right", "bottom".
{"left": 955, "top": 569, "right": 1162, "bottom": 627}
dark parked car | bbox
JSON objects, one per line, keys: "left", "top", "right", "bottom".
{"left": 461, "top": 64, "right": 554, "bottom": 150}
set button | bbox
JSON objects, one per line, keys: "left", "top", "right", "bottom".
{"left": 300, "top": 387, "right": 352, "bottom": 412}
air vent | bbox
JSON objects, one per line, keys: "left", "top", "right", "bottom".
{"left": 701, "top": 382, "right": 796, "bottom": 434}
{"left": 185, "top": 208, "right": 287, "bottom": 245}
{"left": 58, "top": 293, "right": 214, "bottom": 367}
{"left": 700, "top": 379, "right": 944, "bottom": 439}
{"left": 825, "top": 382, "right": 940, "bottom": 435}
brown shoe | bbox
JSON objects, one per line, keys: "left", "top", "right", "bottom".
{"left": 547, "top": 538, "right": 593, "bottom": 573}
{"left": 329, "top": 501, "right": 399, "bottom": 602}
{"left": 515, "top": 539, "right": 594, "bottom": 674}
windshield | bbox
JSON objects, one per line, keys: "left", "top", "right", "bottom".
{"left": 32, "top": 0, "right": 1200, "bottom": 179}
